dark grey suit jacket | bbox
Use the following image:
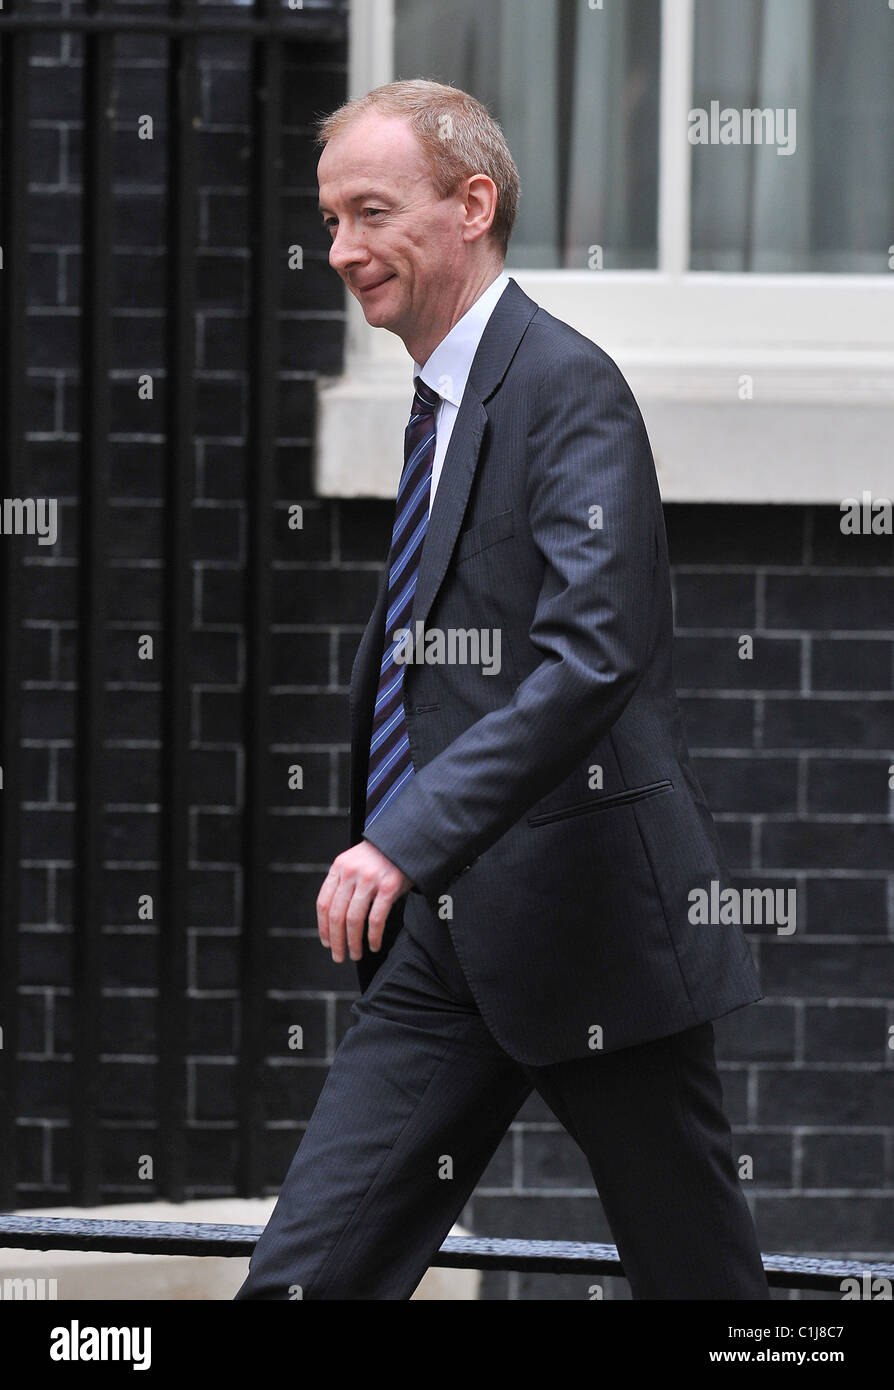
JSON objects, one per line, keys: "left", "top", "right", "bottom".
{"left": 350, "top": 277, "right": 761, "bottom": 1065}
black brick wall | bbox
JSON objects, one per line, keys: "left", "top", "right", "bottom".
{"left": 7, "top": 0, "right": 893, "bottom": 1301}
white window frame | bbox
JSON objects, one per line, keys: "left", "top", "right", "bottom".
{"left": 315, "top": 0, "right": 893, "bottom": 502}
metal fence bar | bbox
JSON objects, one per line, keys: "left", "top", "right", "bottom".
{"left": 0, "top": 0, "right": 31, "bottom": 1211}
{"left": 237, "top": 0, "right": 282, "bottom": 1197}
{"left": 71, "top": 0, "right": 115, "bottom": 1206}
{"left": 0, "top": 12, "right": 347, "bottom": 37}
{"left": 158, "top": 0, "right": 201, "bottom": 1203}
{"left": 1, "top": 1217, "right": 892, "bottom": 1294}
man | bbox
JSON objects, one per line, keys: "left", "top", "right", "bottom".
{"left": 235, "top": 79, "right": 770, "bottom": 1301}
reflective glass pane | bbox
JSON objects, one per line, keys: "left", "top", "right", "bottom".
{"left": 395, "top": 0, "right": 660, "bottom": 269}
{"left": 690, "top": 0, "right": 894, "bottom": 272}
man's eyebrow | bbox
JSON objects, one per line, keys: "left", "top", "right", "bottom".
{"left": 318, "top": 190, "right": 394, "bottom": 215}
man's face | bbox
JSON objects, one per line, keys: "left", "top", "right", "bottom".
{"left": 317, "top": 111, "right": 468, "bottom": 346}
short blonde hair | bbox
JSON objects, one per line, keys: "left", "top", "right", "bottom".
{"left": 316, "top": 79, "right": 519, "bottom": 257}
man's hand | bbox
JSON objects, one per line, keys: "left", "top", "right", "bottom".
{"left": 317, "top": 840, "right": 414, "bottom": 963}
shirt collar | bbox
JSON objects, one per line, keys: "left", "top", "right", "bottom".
{"left": 413, "top": 271, "right": 510, "bottom": 407}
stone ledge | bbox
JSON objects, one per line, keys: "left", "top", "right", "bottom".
{"left": 315, "top": 371, "right": 894, "bottom": 503}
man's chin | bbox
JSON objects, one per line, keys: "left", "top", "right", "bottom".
{"left": 362, "top": 310, "right": 399, "bottom": 331}
{"left": 358, "top": 300, "right": 400, "bottom": 330}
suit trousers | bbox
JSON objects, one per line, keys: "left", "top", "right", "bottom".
{"left": 234, "top": 898, "right": 770, "bottom": 1301}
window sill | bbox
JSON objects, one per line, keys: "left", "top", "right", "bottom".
{"left": 314, "top": 351, "right": 893, "bottom": 503}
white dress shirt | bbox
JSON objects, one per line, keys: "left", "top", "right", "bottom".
{"left": 412, "top": 270, "right": 511, "bottom": 513}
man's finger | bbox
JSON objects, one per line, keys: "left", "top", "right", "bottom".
{"left": 366, "top": 879, "right": 399, "bottom": 952}
{"left": 316, "top": 866, "right": 338, "bottom": 946}
{"left": 344, "top": 877, "right": 376, "bottom": 961}
{"left": 326, "top": 875, "right": 356, "bottom": 963}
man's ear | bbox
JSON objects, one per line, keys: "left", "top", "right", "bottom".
{"left": 462, "top": 173, "right": 499, "bottom": 243}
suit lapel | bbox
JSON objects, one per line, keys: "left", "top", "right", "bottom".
{"left": 411, "top": 397, "right": 488, "bottom": 633}
{"left": 412, "top": 277, "right": 539, "bottom": 631}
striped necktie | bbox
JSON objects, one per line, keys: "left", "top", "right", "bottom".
{"left": 363, "top": 376, "right": 440, "bottom": 832}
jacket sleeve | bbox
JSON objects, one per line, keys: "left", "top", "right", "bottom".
{"left": 361, "top": 347, "right": 661, "bottom": 899}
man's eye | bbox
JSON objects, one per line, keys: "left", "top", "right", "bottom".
{"left": 363, "top": 208, "right": 385, "bottom": 218}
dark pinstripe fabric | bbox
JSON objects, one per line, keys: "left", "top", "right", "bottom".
{"left": 354, "top": 277, "right": 762, "bottom": 1065}
{"left": 235, "top": 899, "right": 768, "bottom": 1299}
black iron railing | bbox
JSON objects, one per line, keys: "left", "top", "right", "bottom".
{"left": 1, "top": 1215, "right": 893, "bottom": 1293}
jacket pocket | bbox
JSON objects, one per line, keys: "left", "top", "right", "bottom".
{"left": 527, "top": 778, "right": 674, "bottom": 826}
{"left": 454, "top": 507, "right": 514, "bottom": 563}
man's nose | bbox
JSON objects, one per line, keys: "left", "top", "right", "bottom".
{"left": 328, "top": 223, "right": 366, "bottom": 275}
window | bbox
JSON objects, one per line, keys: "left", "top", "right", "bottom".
{"left": 315, "top": 0, "right": 893, "bottom": 502}
{"left": 690, "top": 0, "right": 893, "bottom": 272}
